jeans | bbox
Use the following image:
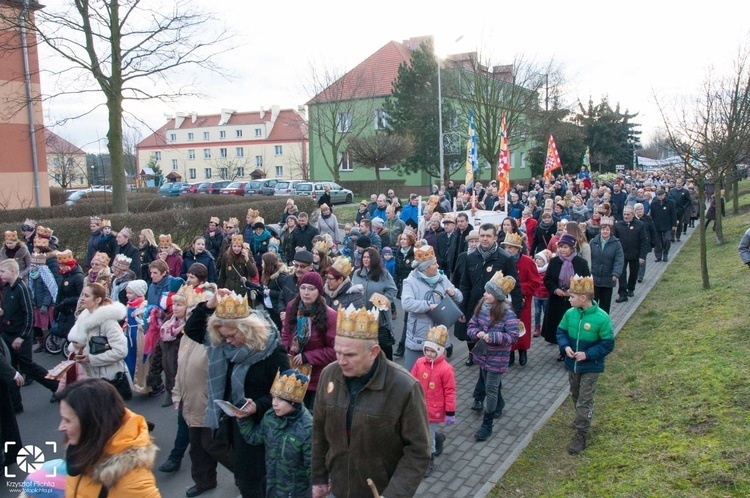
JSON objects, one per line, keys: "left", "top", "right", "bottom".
{"left": 479, "top": 369, "right": 503, "bottom": 414}
{"left": 404, "top": 348, "right": 423, "bottom": 373}
{"left": 429, "top": 422, "right": 439, "bottom": 453}
{"left": 568, "top": 371, "right": 601, "bottom": 434}
{"left": 533, "top": 297, "right": 548, "bottom": 326}
{"left": 168, "top": 410, "right": 190, "bottom": 462}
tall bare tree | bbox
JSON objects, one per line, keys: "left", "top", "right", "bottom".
{"left": 1, "top": 0, "right": 232, "bottom": 213}
{"left": 656, "top": 43, "right": 750, "bottom": 288}
{"left": 347, "top": 133, "right": 413, "bottom": 194}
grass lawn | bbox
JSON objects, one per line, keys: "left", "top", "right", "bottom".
{"left": 332, "top": 204, "right": 360, "bottom": 226}
{"left": 493, "top": 185, "right": 750, "bottom": 497}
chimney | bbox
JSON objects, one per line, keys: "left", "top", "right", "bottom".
{"left": 297, "top": 105, "right": 307, "bottom": 119}
{"left": 174, "top": 112, "right": 186, "bottom": 128}
{"left": 260, "top": 106, "right": 266, "bottom": 119}
{"left": 271, "top": 105, "right": 280, "bottom": 122}
{"left": 191, "top": 111, "right": 197, "bottom": 123}
{"left": 219, "top": 108, "right": 235, "bottom": 126}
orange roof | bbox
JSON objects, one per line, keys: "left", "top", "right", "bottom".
{"left": 308, "top": 40, "right": 413, "bottom": 104}
{"left": 45, "top": 129, "right": 85, "bottom": 155}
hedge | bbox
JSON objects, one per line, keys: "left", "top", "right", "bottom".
{"left": 337, "top": 180, "right": 432, "bottom": 199}
{"left": 1, "top": 196, "right": 315, "bottom": 261}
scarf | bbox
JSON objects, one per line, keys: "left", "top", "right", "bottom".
{"left": 571, "top": 204, "right": 588, "bottom": 218}
{"left": 160, "top": 315, "right": 185, "bottom": 342}
{"left": 418, "top": 271, "right": 442, "bottom": 287}
{"left": 292, "top": 301, "right": 316, "bottom": 354}
{"left": 206, "top": 323, "right": 280, "bottom": 429}
{"left": 476, "top": 242, "right": 498, "bottom": 263}
{"left": 29, "top": 265, "right": 58, "bottom": 302}
{"left": 512, "top": 252, "right": 521, "bottom": 263}
{"left": 400, "top": 246, "right": 412, "bottom": 255}
{"left": 536, "top": 262, "right": 548, "bottom": 274}
{"left": 481, "top": 301, "right": 492, "bottom": 315}
{"left": 324, "top": 277, "right": 351, "bottom": 299}
{"left": 557, "top": 251, "right": 578, "bottom": 290}
{"left": 539, "top": 219, "right": 554, "bottom": 230}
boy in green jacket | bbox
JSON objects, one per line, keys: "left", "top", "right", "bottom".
{"left": 557, "top": 274, "right": 615, "bottom": 455}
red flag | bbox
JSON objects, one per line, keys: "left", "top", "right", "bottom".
{"left": 543, "top": 134, "right": 562, "bottom": 182}
{"left": 497, "top": 112, "right": 510, "bottom": 197}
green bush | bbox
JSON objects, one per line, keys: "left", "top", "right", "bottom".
{"left": 0, "top": 196, "right": 315, "bottom": 260}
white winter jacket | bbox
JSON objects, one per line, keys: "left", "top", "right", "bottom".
{"left": 67, "top": 302, "right": 129, "bottom": 381}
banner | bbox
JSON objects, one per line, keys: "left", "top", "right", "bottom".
{"left": 497, "top": 111, "right": 510, "bottom": 197}
{"left": 543, "top": 134, "right": 562, "bottom": 182}
{"left": 582, "top": 146, "right": 591, "bottom": 170}
{"left": 465, "top": 111, "right": 477, "bottom": 189}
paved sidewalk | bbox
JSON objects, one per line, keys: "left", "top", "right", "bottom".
{"left": 396, "top": 231, "right": 693, "bottom": 498}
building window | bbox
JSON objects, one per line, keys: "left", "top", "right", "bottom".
{"left": 169, "top": 133, "right": 176, "bottom": 141}
{"left": 235, "top": 147, "right": 244, "bottom": 158}
{"left": 203, "top": 148, "right": 211, "bottom": 159}
{"left": 188, "top": 149, "right": 195, "bottom": 160}
{"left": 255, "top": 156, "right": 263, "bottom": 167}
{"left": 374, "top": 109, "right": 389, "bottom": 130}
{"left": 188, "top": 132, "right": 194, "bottom": 141}
{"left": 219, "top": 130, "right": 226, "bottom": 139}
{"left": 274, "top": 145, "right": 283, "bottom": 156}
{"left": 275, "top": 166, "right": 283, "bottom": 177}
{"left": 220, "top": 168, "right": 228, "bottom": 179}
{"left": 520, "top": 152, "right": 526, "bottom": 169}
{"left": 80, "top": 176, "right": 85, "bottom": 184}
{"left": 219, "top": 148, "right": 227, "bottom": 158}
{"left": 189, "top": 168, "right": 196, "bottom": 179}
{"left": 236, "top": 129, "right": 243, "bottom": 138}
{"left": 154, "top": 151, "right": 161, "bottom": 161}
{"left": 338, "top": 152, "right": 352, "bottom": 171}
{"left": 171, "top": 159, "right": 178, "bottom": 171}
{"left": 337, "top": 112, "right": 352, "bottom": 132}
{"left": 203, "top": 131, "right": 210, "bottom": 140}
{"left": 237, "top": 167, "right": 244, "bottom": 177}
{"left": 204, "top": 168, "right": 212, "bottom": 179}
{"left": 255, "top": 128, "right": 262, "bottom": 137}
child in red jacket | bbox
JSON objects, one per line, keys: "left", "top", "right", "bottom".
{"left": 533, "top": 250, "right": 552, "bottom": 337}
{"left": 411, "top": 324, "right": 456, "bottom": 478}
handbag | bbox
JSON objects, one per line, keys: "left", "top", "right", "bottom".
{"left": 377, "top": 310, "right": 395, "bottom": 346}
{"left": 106, "top": 371, "right": 133, "bottom": 400}
{"left": 213, "top": 413, "right": 234, "bottom": 448}
{"left": 426, "top": 291, "right": 464, "bottom": 328}
{"left": 472, "top": 338, "right": 489, "bottom": 357}
{"left": 89, "top": 335, "right": 111, "bottom": 355}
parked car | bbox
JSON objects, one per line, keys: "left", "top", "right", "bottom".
{"left": 201, "top": 180, "right": 231, "bottom": 194}
{"left": 219, "top": 181, "right": 247, "bottom": 196}
{"left": 179, "top": 182, "right": 200, "bottom": 195}
{"left": 158, "top": 182, "right": 185, "bottom": 197}
{"left": 244, "top": 180, "right": 263, "bottom": 196}
{"left": 260, "top": 178, "right": 280, "bottom": 195}
{"left": 195, "top": 182, "right": 212, "bottom": 194}
{"left": 274, "top": 180, "right": 305, "bottom": 197}
{"left": 294, "top": 181, "right": 353, "bottom": 205}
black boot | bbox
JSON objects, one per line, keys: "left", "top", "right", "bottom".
{"left": 465, "top": 354, "right": 475, "bottom": 366}
{"left": 508, "top": 351, "right": 515, "bottom": 366}
{"left": 435, "top": 432, "right": 446, "bottom": 456}
{"left": 519, "top": 349, "right": 527, "bottom": 366}
{"left": 394, "top": 343, "right": 405, "bottom": 358}
{"left": 474, "top": 412, "right": 494, "bottom": 441}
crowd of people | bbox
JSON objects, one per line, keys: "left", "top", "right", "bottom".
{"left": 0, "top": 166, "right": 716, "bottom": 497}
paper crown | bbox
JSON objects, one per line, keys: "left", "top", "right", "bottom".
{"left": 56, "top": 250, "right": 74, "bottom": 264}
{"left": 270, "top": 369, "right": 309, "bottom": 404}
{"left": 336, "top": 304, "right": 379, "bottom": 340}
{"left": 487, "top": 270, "right": 516, "bottom": 298}
{"left": 100, "top": 219, "right": 112, "bottom": 228}
{"left": 90, "top": 216, "right": 101, "bottom": 223}
{"left": 210, "top": 216, "right": 220, "bottom": 225}
{"left": 231, "top": 234, "right": 244, "bottom": 246}
{"left": 442, "top": 213, "right": 456, "bottom": 224}
{"left": 92, "top": 251, "right": 110, "bottom": 266}
{"left": 247, "top": 208, "right": 259, "bottom": 217}
{"left": 227, "top": 217, "right": 239, "bottom": 227}
{"left": 313, "top": 238, "right": 332, "bottom": 255}
{"left": 36, "top": 226, "right": 52, "bottom": 239}
{"left": 118, "top": 227, "right": 133, "bottom": 239}
{"left": 215, "top": 291, "right": 250, "bottom": 319}
{"left": 501, "top": 232, "right": 523, "bottom": 248}
{"left": 174, "top": 284, "right": 207, "bottom": 309}
{"left": 557, "top": 221, "right": 567, "bottom": 231}
{"left": 569, "top": 274, "right": 594, "bottom": 295}
{"left": 426, "top": 325, "right": 448, "bottom": 347}
{"left": 159, "top": 234, "right": 172, "bottom": 247}
{"left": 254, "top": 216, "right": 265, "bottom": 226}
{"left": 4, "top": 230, "right": 18, "bottom": 242}
{"left": 328, "top": 256, "right": 353, "bottom": 278}
{"left": 268, "top": 237, "right": 280, "bottom": 248}
{"left": 414, "top": 243, "right": 436, "bottom": 262}
{"left": 30, "top": 252, "right": 47, "bottom": 265}
{"left": 599, "top": 216, "right": 614, "bottom": 227}
{"left": 369, "top": 292, "right": 391, "bottom": 311}
{"left": 33, "top": 236, "right": 50, "bottom": 249}
{"left": 112, "top": 254, "right": 132, "bottom": 271}
{"left": 428, "top": 195, "right": 439, "bottom": 205}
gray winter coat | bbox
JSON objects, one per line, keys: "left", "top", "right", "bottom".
{"left": 351, "top": 267, "right": 397, "bottom": 333}
{"left": 589, "top": 235, "right": 625, "bottom": 288}
{"left": 401, "top": 272, "right": 462, "bottom": 351}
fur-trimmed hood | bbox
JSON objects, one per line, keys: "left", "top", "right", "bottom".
{"left": 68, "top": 302, "right": 127, "bottom": 344}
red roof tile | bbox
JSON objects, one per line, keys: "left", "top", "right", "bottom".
{"left": 45, "top": 129, "right": 85, "bottom": 155}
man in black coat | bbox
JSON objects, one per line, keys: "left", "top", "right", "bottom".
{"left": 0, "top": 340, "right": 23, "bottom": 467}
{"left": 668, "top": 179, "right": 693, "bottom": 241}
{"left": 436, "top": 214, "right": 459, "bottom": 279}
{"left": 278, "top": 250, "right": 314, "bottom": 322}
{"left": 610, "top": 183, "right": 627, "bottom": 221}
{"left": 635, "top": 203, "right": 657, "bottom": 283}
{"left": 115, "top": 227, "right": 142, "bottom": 278}
{"left": 455, "top": 213, "right": 475, "bottom": 258}
{"left": 292, "top": 213, "right": 319, "bottom": 252}
{"left": 649, "top": 190, "right": 677, "bottom": 262}
{"left": 85, "top": 216, "right": 102, "bottom": 269}
{"left": 613, "top": 206, "right": 649, "bottom": 303}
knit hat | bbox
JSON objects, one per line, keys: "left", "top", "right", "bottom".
{"left": 253, "top": 221, "right": 265, "bottom": 230}
{"left": 534, "top": 250, "right": 550, "bottom": 266}
{"left": 412, "top": 242, "right": 436, "bottom": 271}
{"left": 126, "top": 280, "right": 148, "bottom": 297}
{"left": 485, "top": 271, "right": 516, "bottom": 301}
{"left": 371, "top": 217, "right": 384, "bottom": 229}
{"left": 350, "top": 226, "right": 361, "bottom": 236}
{"left": 558, "top": 234, "right": 577, "bottom": 248}
{"left": 298, "top": 271, "right": 324, "bottom": 295}
{"left": 268, "top": 238, "right": 280, "bottom": 253}
{"left": 356, "top": 235, "right": 371, "bottom": 249}
{"left": 381, "top": 247, "right": 393, "bottom": 257}
{"left": 424, "top": 325, "right": 448, "bottom": 359}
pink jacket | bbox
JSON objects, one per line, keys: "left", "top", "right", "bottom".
{"left": 411, "top": 355, "right": 456, "bottom": 423}
{"left": 281, "top": 302, "right": 337, "bottom": 392}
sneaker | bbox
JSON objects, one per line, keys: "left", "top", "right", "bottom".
{"left": 567, "top": 432, "right": 586, "bottom": 455}
{"left": 149, "top": 384, "right": 166, "bottom": 397}
{"left": 435, "top": 432, "right": 446, "bottom": 456}
{"left": 471, "top": 399, "right": 483, "bottom": 411}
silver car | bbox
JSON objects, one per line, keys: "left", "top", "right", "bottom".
{"left": 294, "top": 181, "right": 353, "bottom": 205}
{"left": 274, "top": 180, "right": 305, "bottom": 197}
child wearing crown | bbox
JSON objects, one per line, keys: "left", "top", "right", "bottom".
{"left": 410, "top": 325, "right": 456, "bottom": 478}
{"left": 557, "top": 274, "right": 615, "bottom": 455}
{"left": 467, "top": 270, "right": 520, "bottom": 442}
{"left": 237, "top": 369, "right": 313, "bottom": 498}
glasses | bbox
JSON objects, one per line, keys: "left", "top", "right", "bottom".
{"left": 221, "top": 331, "right": 240, "bottom": 342}
{"left": 21, "top": 225, "right": 33, "bottom": 231}
{"left": 293, "top": 263, "right": 311, "bottom": 269}
{"left": 325, "top": 275, "right": 340, "bottom": 281}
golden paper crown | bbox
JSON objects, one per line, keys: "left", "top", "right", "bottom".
{"left": 557, "top": 221, "right": 567, "bottom": 231}
{"left": 501, "top": 232, "right": 523, "bottom": 248}
{"left": 112, "top": 254, "right": 132, "bottom": 271}
{"left": 368, "top": 292, "right": 391, "bottom": 311}
{"left": 4, "top": 230, "right": 18, "bottom": 242}
{"left": 30, "top": 252, "right": 47, "bottom": 265}
{"left": 90, "top": 216, "right": 101, "bottom": 223}
{"left": 215, "top": 291, "right": 250, "bottom": 319}
{"left": 100, "top": 219, "right": 112, "bottom": 228}
{"left": 442, "top": 213, "right": 456, "bottom": 224}
{"left": 247, "top": 209, "right": 259, "bottom": 217}
{"left": 118, "top": 226, "right": 133, "bottom": 239}
{"left": 227, "top": 217, "right": 239, "bottom": 227}
{"left": 159, "top": 234, "right": 172, "bottom": 247}
{"left": 328, "top": 256, "right": 352, "bottom": 278}
{"left": 489, "top": 270, "right": 516, "bottom": 297}
{"left": 33, "top": 236, "right": 50, "bottom": 249}
{"left": 599, "top": 216, "right": 614, "bottom": 227}
{"left": 428, "top": 195, "right": 439, "bottom": 205}
{"left": 56, "top": 250, "right": 74, "bottom": 264}
{"left": 92, "top": 251, "right": 110, "bottom": 266}
{"left": 36, "top": 226, "right": 52, "bottom": 239}
{"left": 231, "top": 234, "right": 244, "bottom": 246}
{"left": 255, "top": 216, "right": 265, "bottom": 226}
{"left": 414, "top": 243, "right": 436, "bottom": 263}
{"left": 426, "top": 325, "right": 448, "bottom": 347}
{"left": 336, "top": 304, "right": 379, "bottom": 340}
{"left": 175, "top": 284, "right": 207, "bottom": 309}
{"left": 210, "top": 216, "right": 220, "bottom": 225}
{"left": 313, "top": 238, "right": 332, "bottom": 255}
{"left": 269, "top": 370, "right": 309, "bottom": 404}
{"left": 569, "top": 274, "right": 595, "bottom": 296}
{"left": 269, "top": 237, "right": 280, "bottom": 247}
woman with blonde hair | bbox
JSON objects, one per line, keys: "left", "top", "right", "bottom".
{"left": 139, "top": 229, "right": 159, "bottom": 284}
{"left": 183, "top": 289, "right": 288, "bottom": 497}
{"left": 218, "top": 236, "right": 258, "bottom": 297}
